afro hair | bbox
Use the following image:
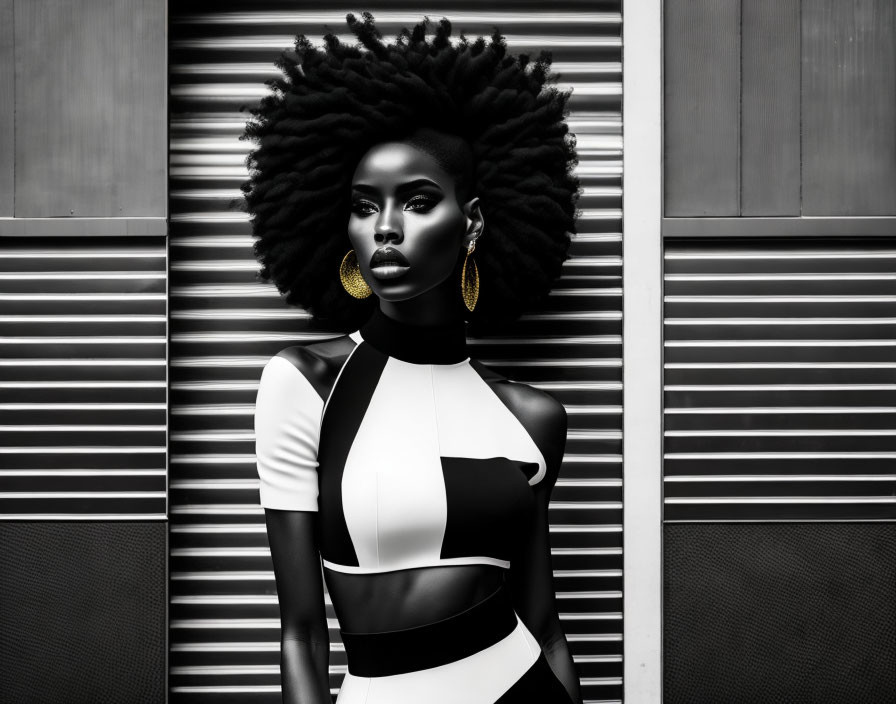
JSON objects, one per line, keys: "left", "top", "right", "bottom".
{"left": 241, "top": 12, "right": 579, "bottom": 332}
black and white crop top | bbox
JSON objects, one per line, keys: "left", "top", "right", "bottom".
{"left": 255, "top": 309, "right": 563, "bottom": 575}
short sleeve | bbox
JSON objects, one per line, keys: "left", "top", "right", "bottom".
{"left": 254, "top": 355, "right": 324, "bottom": 511}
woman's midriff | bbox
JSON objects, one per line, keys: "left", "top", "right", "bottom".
{"left": 323, "top": 563, "right": 507, "bottom": 633}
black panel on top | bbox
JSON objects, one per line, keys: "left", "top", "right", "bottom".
{"left": 664, "top": 523, "right": 896, "bottom": 704}
{"left": 316, "top": 342, "right": 388, "bottom": 567}
{"left": 440, "top": 456, "right": 535, "bottom": 564}
{"left": 0, "top": 522, "right": 166, "bottom": 704}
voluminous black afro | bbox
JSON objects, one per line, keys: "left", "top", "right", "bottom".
{"left": 241, "top": 12, "right": 579, "bottom": 332}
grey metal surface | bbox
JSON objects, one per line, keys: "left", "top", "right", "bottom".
{"left": 0, "top": 237, "right": 168, "bottom": 518}
{"left": 13, "top": 0, "right": 167, "bottom": 218}
{"left": 801, "top": 0, "right": 896, "bottom": 216}
{"left": 663, "top": 0, "right": 741, "bottom": 217}
{"left": 664, "top": 0, "right": 896, "bottom": 220}
{"left": 741, "top": 0, "right": 801, "bottom": 216}
{"left": 663, "top": 238, "right": 896, "bottom": 521}
{"left": 168, "top": 3, "right": 623, "bottom": 702}
{"left": 0, "top": 0, "right": 12, "bottom": 216}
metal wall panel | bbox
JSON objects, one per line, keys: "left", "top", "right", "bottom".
{"left": 740, "top": 0, "right": 801, "bottom": 216}
{"left": 663, "top": 238, "right": 896, "bottom": 521}
{"left": 663, "top": 0, "right": 741, "bottom": 216}
{"left": 168, "top": 3, "right": 622, "bottom": 702}
{"left": 801, "top": 0, "right": 896, "bottom": 216}
{"left": 13, "top": 0, "right": 167, "bottom": 218}
{"left": 0, "top": 236, "right": 168, "bottom": 518}
{"left": 664, "top": 0, "right": 896, "bottom": 219}
{"left": 0, "top": 0, "right": 12, "bottom": 216}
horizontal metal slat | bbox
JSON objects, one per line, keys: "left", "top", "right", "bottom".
{"left": 664, "top": 239, "right": 896, "bottom": 520}
{"left": 0, "top": 237, "right": 168, "bottom": 518}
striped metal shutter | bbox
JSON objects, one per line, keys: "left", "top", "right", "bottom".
{"left": 168, "top": 4, "right": 622, "bottom": 702}
{"left": 664, "top": 237, "right": 896, "bottom": 522}
{"left": 0, "top": 236, "right": 167, "bottom": 519}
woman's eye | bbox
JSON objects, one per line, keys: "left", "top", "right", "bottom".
{"left": 351, "top": 199, "right": 378, "bottom": 216}
{"left": 405, "top": 195, "right": 439, "bottom": 212}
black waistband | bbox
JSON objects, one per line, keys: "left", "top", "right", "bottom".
{"left": 339, "top": 585, "right": 518, "bottom": 677}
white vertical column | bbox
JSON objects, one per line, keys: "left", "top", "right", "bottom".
{"left": 622, "top": 1, "right": 664, "bottom": 702}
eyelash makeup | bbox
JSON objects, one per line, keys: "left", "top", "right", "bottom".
{"left": 350, "top": 194, "right": 441, "bottom": 216}
{"left": 351, "top": 199, "right": 378, "bottom": 216}
{"left": 404, "top": 195, "right": 439, "bottom": 211}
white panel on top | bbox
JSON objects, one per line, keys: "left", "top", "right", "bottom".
{"left": 341, "top": 358, "right": 447, "bottom": 570}
{"left": 432, "top": 363, "right": 546, "bottom": 485}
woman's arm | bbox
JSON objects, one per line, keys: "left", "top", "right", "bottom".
{"left": 256, "top": 348, "right": 347, "bottom": 703}
{"left": 508, "top": 484, "right": 582, "bottom": 703}
{"left": 265, "top": 509, "right": 331, "bottom": 704}
{"left": 503, "top": 385, "right": 583, "bottom": 704}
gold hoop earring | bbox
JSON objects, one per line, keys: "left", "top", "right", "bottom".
{"left": 339, "top": 250, "right": 372, "bottom": 299}
{"left": 461, "top": 240, "right": 479, "bottom": 312}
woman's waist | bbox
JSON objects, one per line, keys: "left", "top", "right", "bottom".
{"left": 324, "top": 562, "right": 506, "bottom": 634}
{"left": 335, "top": 582, "right": 522, "bottom": 678}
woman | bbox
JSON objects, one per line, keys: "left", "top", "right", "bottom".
{"left": 244, "top": 14, "right": 581, "bottom": 704}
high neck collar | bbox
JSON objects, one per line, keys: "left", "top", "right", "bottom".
{"left": 359, "top": 308, "right": 468, "bottom": 365}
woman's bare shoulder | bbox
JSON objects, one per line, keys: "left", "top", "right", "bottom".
{"left": 470, "top": 360, "right": 566, "bottom": 427}
{"left": 273, "top": 335, "right": 358, "bottom": 401}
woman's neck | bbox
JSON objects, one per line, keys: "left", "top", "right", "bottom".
{"left": 378, "top": 275, "right": 464, "bottom": 328}
{"left": 360, "top": 302, "right": 468, "bottom": 365}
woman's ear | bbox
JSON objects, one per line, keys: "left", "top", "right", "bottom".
{"left": 462, "top": 197, "right": 484, "bottom": 248}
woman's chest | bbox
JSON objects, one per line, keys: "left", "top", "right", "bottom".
{"left": 316, "top": 356, "right": 545, "bottom": 573}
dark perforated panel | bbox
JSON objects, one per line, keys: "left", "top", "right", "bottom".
{"left": 0, "top": 522, "right": 167, "bottom": 704}
{"left": 664, "top": 523, "right": 896, "bottom": 704}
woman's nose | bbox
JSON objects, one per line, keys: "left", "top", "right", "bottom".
{"left": 374, "top": 204, "right": 403, "bottom": 244}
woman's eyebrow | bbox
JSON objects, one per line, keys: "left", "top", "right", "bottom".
{"left": 351, "top": 178, "right": 444, "bottom": 195}
{"left": 396, "top": 178, "right": 442, "bottom": 193}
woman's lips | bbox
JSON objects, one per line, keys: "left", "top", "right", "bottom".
{"left": 369, "top": 247, "right": 410, "bottom": 280}
{"left": 370, "top": 264, "right": 410, "bottom": 280}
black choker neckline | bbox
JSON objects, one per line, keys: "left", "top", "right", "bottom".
{"left": 359, "top": 308, "right": 468, "bottom": 365}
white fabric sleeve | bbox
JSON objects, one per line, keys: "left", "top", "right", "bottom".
{"left": 254, "top": 355, "right": 324, "bottom": 511}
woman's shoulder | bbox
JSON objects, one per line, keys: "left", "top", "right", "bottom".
{"left": 470, "top": 360, "right": 566, "bottom": 426}
{"left": 256, "top": 339, "right": 358, "bottom": 513}
{"left": 268, "top": 335, "right": 358, "bottom": 402}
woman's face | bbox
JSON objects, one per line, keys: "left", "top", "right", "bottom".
{"left": 348, "top": 141, "right": 480, "bottom": 304}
